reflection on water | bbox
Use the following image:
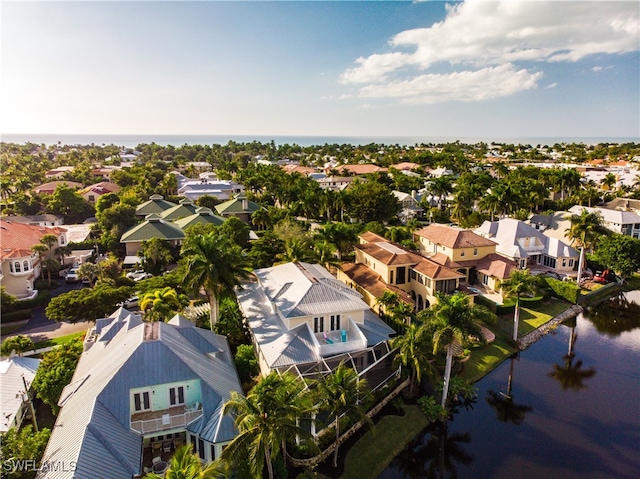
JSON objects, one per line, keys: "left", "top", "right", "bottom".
{"left": 582, "top": 290, "right": 640, "bottom": 336}
{"left": 381, "top": 291, "right": 640, "bottom": 479}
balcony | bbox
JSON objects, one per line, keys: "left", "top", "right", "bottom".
{"left": 131, "top": 403, "right": 202, "bottom": 434}
{"left": 316, "top": 329, "right": 366, "bottom": 357}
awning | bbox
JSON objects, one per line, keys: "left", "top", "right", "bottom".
{"left": 123, "top": 256, "right": 140, "bottom": 265}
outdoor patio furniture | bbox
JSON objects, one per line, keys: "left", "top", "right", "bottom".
{"left": 341, "top": 330, "right": 347, "bottom": 342}
{"left": 152, "top": 456, "right": 162, "bottom": 465}
{"left": 173, "top": 437, "right": 183, "bottom": 448}
{"left": 152, "top": 442, "right": 162, "bottom": 455}
{"left": 163, "top": 441, "right": 172, "bottom": 453}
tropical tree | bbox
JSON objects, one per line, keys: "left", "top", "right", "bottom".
{"left": 566, "top": 209, "right": 607, "bottom": 284}
{"left": 425, "top": 292, "right": 495, "bottom": 408}
{"left": 500, "top": 269, "right": 537, "bottom": 342}
{"left": 32, "top": 243, "right": 49, "bottom": 281}
{"left": 1, "top": 335, "right": 34, "bottom": 356}
{"left": 138, "top": 238, "right": 174, "bottom": 276}
{"left": 594, "top": 234, "right": 640, "bottom": 280}
{"left": 78, "top": 262, "right": 99, "bottom": 287}
{"left": 222, "top": 372, "right": 314, "bottom": 479}
{"left": 315, "top": 363, "right": 370, "bottom": 467}
{"left": 0, "top": 426, "right": 52, "bottom": 479}
{"left": 181, "top": 232, "right": 251, "bottom": 328}
{"left": 390, "top": 322, "right": 433, "bottom": 397}
{"left": 145, "top": 444, "right": 228, "bottom": 479}
{"left": 140, "top": 287, "right": 186, "bottom": 322}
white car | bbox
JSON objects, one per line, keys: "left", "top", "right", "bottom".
{"left": 65, "top": 268, "right": 80, "bottom": 283}
{"left": 126, "top": 270, "right": 152, "bottom": 281}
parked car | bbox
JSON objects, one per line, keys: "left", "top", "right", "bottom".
{"left": 65, "top": 268, "right": 80, "bottom": 283}
{"left": 117, "top": 295, "right": 139, "bottom": 309}
{"left": 126, "top": 270, "right": 153, "bottom": 281}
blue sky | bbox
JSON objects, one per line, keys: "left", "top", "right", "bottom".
{"left": 1, "top": 1, "right": 638, "bottom": 140}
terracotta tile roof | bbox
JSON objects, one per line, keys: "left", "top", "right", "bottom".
{"left": 341, "top": 263, "right": 414, "bottom": 306}
{"left": 337, "top": 164, "right": 388, "bottom": 175}
{"left": 391, "top": 162, "right": 421, "bottom": 171}
{"left": 429, "top": 253, "right": 462, "bottom": 269}
{"left": 79, "top": 182, "right": 121, "bottom": 195}
{"left": 33, "top": 181, "right": 83, "bottom": 194}
{"left": 359, "top": 231, "right": 387, "bottom": 244}
{"left": 456, "top": 253, "right": 517, "bottom": 280}
{"left": 282, "top": 164, "right": 318, "bottom": 175}
{"left": 415, "top": 224, "right": 497, "bottom": 249}
{"left": 0, "top": 220, "right": 67, "bottom": 260}
{"left": 356, "top": 232, "right": 464, "bottom": 280}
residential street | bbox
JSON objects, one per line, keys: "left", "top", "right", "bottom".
{"left": 2, "top": 280, "right": 94, "bottom": 343}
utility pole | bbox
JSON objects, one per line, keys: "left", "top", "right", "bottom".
{"left": 21, "top": 375, "right": 38, "bottom": 431}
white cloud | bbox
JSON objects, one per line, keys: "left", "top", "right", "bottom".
{"left": 358, "top": 64, "right": 542, "bottom": 104}
{"left": 545, "top": 82, "right": 558, "bottom": 89}
{"left": 341, "top": 1, "right": 639, "bottom": 103}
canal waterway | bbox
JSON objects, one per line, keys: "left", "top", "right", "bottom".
{"left": 380, "top": 291, "right": 640, "bottom": 479}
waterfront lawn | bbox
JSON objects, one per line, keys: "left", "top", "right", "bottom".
{"left": 341, "top": 405, "right": 429, "bottom": 479}
{"left": 517, "top": 298, "right": 572, "bottom": 335}
{"left": 461, "top": 334, "right": 515, "bottom": 384}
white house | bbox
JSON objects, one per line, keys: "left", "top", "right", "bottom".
{"left": 568, "top": 205, "right": 640, "bottom": 239}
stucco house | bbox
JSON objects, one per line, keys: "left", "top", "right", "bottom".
{"left": 413, "top": 224, "right": 516, "bottom": 293}
{"left": 78, "top": 181, "right": 121, "bottom": 204}
{"left": 338, "top": 232, "right": 466, "bottom": 312}
{"left": 235, "top": 262, "right": 397, "bottom": 389}
{"left": 0, "top": 219, "right": 68, "bottom": 299}
{"left": 37, "top": 309, "right": 243, "bottom": 479}
{"left": 475, "top": 218, "right": 579, "bottom": 276}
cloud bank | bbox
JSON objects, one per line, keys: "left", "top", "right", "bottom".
{"left": 341, "top": 1, "right": 639, "bottom": 104}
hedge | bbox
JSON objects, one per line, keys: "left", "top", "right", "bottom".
{"left": 544, "top": 277, "right": 580, "bottom": 304}
{"left": 2, "top": 291, "right": 51, "bottom": 313}
{"left": 2, "top": 309, "right": 32, "bottom": 323}
{"left": 475, "top": 294, "right": 543, "bottom": 316}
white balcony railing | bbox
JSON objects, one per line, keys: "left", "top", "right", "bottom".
{"left": 131, "top": 407, "right": 202, "bottom": 434}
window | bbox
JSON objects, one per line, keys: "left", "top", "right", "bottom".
{"left": 569, "top": 259, "right": 574, "bottom": 267}
{"left": 473, "top": 248, "right": 478, "bottom": 256}
{"left": 59, "top": 235, "right": 66, "bottom": 245}
{"left": 9, "top": 262, "right": 13, "bottom": 273}
{"left": 543, "top": 256, "right": 556, "bottom": 269}
{"left": 410, "top": 269, "right": 417, "bottom": 280}
{"left": 460, "top": 251, "right": 465, "bottom": 257}
{"left": 397, "top": 267, "right": 406, "bottom": 285}
{"left": 482, "top": 274, "right": 489, "bottom": 285}
{"left": 23, "top": 260, "right": 29, "bottom": 271}
{"left": 88, "top": 195, "right": 95, "bottom": 202}
{"left": 14, "top": 262, "right": 21, "bottom": 273}
{"left": 198, "top": 438, "right": 205, "bottom": 460}
{"left": 210, "top": 444, "right": 216, "bottom": 461}
{"left": 169, "top": 386, "right": 185, "bottom": 406}
{"left": 314, "top": 317, "right": 324, "bottom": 333}
{"left": 389, "top": 270, "right": 394, "bottom": 284}
{"left": 133, "top": 391, "right": 151, "bottom": 412}
{"left": 562, "top": 259, "right": 567, "bottom": 267}
{"left": 330, "top": 315, "right": 341, "bottom": 331}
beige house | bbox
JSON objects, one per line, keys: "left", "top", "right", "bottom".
{"left": 338, "top": 232, "right": 466, "bottom": 311}
{"left": 0, "top": 220, "right": 68, "bottom": 299}
{"left": 414, "top": 224, "right": 516, "bottom": 293}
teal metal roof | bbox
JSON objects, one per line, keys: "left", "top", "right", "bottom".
{"left": 172, "top": 208, "right": 226, "bottom": 229}
{"left": 215, "top": 193, "right": 262, "bottom": 215}
{"left": 120, "top": 215, "right": 185, "bottom": 242}
{"left": 159, "top": 199, "right": 199, "bottom": 221}
{"left": 135, "top": 194, "right": 178, "bottom": 216}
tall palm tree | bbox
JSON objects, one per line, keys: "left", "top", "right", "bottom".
{"left": 425, "top": 292, "right": 495, "bottom": 408}
{"left": 500, "top": 269, "right": 537, "bottom": 342}
{"left": 566, "top": 209, "right": 607, "bottom": 284}
{"left": 181, "top": 232, "right": 252, "bottom": 329}
{"left": 145, "top": 444, "right": 228, "bottom": 479}
{"left": 375, "top": 290, "right": 401, "bottom": 318}
{"left": 313, "top": 240, "right": 341, "bottom": 272}
{"left": 315, "top": 363, "right": 369, "bottom": 467}
{"left": 31, "top": 243, "right": 49, "bottom": 281}
{"left": 479, "top": 192, "right": 500, "bottom": 221}
{"left": 390, "top": 322, "right": 433, "bottom": 397}
{"left": 222, "top": 372, "right": 314, "bottom": 479}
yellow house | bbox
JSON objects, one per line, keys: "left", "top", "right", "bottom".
{"left": 414, "top": 224, "right": 517, "bottom": 293}
{"left": 338, "top": 232, "right": 466, "bottom": 311}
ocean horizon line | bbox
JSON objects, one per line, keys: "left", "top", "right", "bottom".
{"left": 2, "top": 133, "right": 638, "bottom": 149}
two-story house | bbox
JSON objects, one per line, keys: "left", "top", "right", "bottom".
{"left": 568, "top": 205, "right": 640, "bottom": 239}
{"left": 0, "top": 220, "right": 68, "bottom": 299}
{"left": 338, "top": 232, "right": 466, "bottom": 312}
{"left": 414, "top": 224, "right": 516, "bottom": 293}
{"left": 38, "top": 309, "right": 243, "bottom": 479}
{"left": 475, "top": 218, "right": 579, "bottom": 276}
{"left": 393, "top": 191, "right": 423, "bottom": 223}
{"left": 235, "top": 262, "right": 397, "bottom": 390}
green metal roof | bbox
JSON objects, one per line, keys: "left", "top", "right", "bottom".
{"left": 135, "top": 194, "right": 178, "bottom": 216}
{"left": 173, "top": 208, "right": 226, "bottom": 229}
{"left": 121, "top": 215, "right": 185, "bottom": 242}
{"left": 159, "top": 199, "right": 199, "bottom": 221}
{"left": 215, "top": 193, "right": 262, "bottom": 215}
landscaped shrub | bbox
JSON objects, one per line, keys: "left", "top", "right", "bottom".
{"left": 474, "top": 295, "right": 497, "bottom": 313}
{"left": 3, "top": 291, "right": 51, "bottom": 313}
{"left": 2, "top": 310, "right": 32, "bottom": 323}
{"left": 545, "top": 277, "right": 580, "bottom": 304}
{"left": 34, "top": 279, "right": 59, "bottom": 291}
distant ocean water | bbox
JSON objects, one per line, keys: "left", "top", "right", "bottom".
{"left": 1, "top": 133, "right": 638, "bottom": 148}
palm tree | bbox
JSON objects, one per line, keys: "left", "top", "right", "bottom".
{"left": 31, "top": 243, "right": 49, "bottom": 281}
{"left": 140, "top": 287, "right": 185, "bottom": 322}
{"left": 313, "top": 240, "right": 341, "bottom": 272}
{"left": 390, "top": 322, "right": 433, "bottom": 397}
{"left": 375, "top": 290, "right": 400, "bottom": 318}
{"left": 601, "top": 172, "right": 617, "bottom": 191}
{"left": 55, "top": 245, "right": 73, "bottom": 267}
{"left": 145, "top": 444, "right": 228, "bottom": 479}
{"left": 566, "top": 209, "right": 607, "bottom": 284}
{"left": 500, "top": 269, "right": 537, "bottom": 342}
{"left": 315, "top": 363, "right": 369, "bottom": 467}
{"left": 425, "top": 292, "right": 495, "bottom": 408}
{"left": 479, "top": 192, "right": 500, "bottom": 221}
{"left": 222, "top": 372, "right": 314, "bottom": 479}
{"left": 181, "top": 232, "right": 251, "bottom": 329}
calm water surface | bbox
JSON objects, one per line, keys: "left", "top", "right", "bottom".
{"left": 380, "top": 291, "right": 640, "bottom": 479}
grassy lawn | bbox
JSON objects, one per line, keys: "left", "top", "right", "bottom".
{"left": 461, "top": 333, "right": 516, "bottom": 384}
{"left": 341, "top": 405, "right": 429, "bottom": 479}
{"left": 32, "top": 331, "right": 85, "bottom": 350}
{"left": 517, "top": 298, "right": 572, "bottom": 335}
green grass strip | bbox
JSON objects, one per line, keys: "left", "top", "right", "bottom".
{"left": 33, "top": 331, "right": 85, "bottom": 350}
{"left": 341, "top": 405, "right": 429, "bottom": 479}
{"left": 461, "top": 335, "right": 515, "bottom": 384}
